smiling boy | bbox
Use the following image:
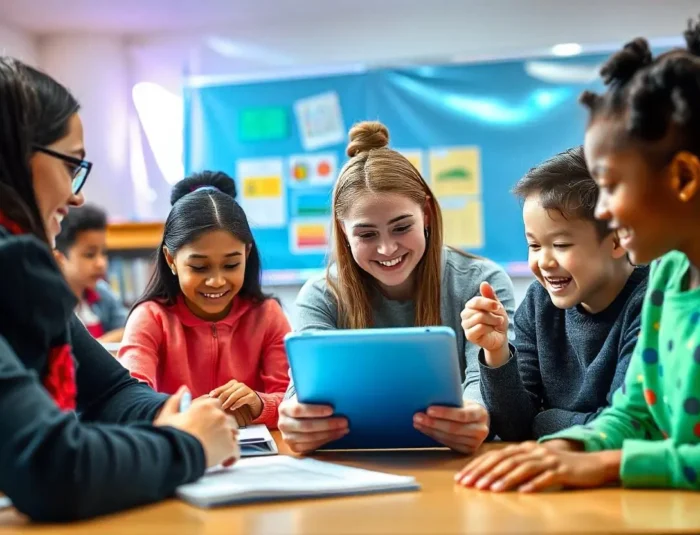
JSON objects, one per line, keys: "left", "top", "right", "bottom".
{"left": 462, "top": 146, "right": 648, "bottom": 440}
{"left": 55, "top": 204, "right": 127, "bottom": 343}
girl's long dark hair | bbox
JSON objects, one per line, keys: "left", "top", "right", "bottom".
{"left": 0, "top": 57, "right": 80, "bottom": 243}
{"left": 131, "top": 171, "right": 270, "bottom": 312}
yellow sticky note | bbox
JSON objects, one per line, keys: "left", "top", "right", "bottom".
{"left": 243, "top": 176, "right": 282, "bottom": 198}
{"left": 429, "top": 147, "right": 481, "bottom": 196}
{"left": 440, "top": 196, "right": 483, "bottom": 249}
{"left": 397, "top": 149, "right": 424, "bottom": 176}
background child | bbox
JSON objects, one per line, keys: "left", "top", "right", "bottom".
{"left": 119, "top": 172, "right": 290, "bottom": 429}
{"left": 55, "top": 203, "right": 127, "bottom": 342}
{"left": 456, "top": 15, "right": 700, "bottom": 492}
{"left": 278, "top": 121, "right": 515, "bottom": 454}
{"left": 463, "top": 146, "right": 648, "bottom": 440}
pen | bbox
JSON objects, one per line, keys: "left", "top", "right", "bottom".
{"left": 179, "top": 390, "right": 192, "bottom": 413}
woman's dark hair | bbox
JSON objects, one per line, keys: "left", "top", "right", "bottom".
{"left": 0, "top": 57, "right": 80, "bottom": 243}
{"left": 131, "top": 171, "right": 270, "bottom": 311}
{"left": 513, "top": 146, "right": 610, "bottom": 239}
{"left": 581, "top": 15, "right": 700, "bottom": 166}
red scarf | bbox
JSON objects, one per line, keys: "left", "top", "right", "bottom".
{"left": 0, "top": 211, "right": 77, "bottom": 411}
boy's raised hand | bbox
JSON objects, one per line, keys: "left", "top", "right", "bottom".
{"left": 461, "top": 281, "right": 510, "bottom": 367}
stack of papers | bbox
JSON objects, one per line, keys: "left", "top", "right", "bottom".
{"left": 177, "top": 456, "right": 419, "bottom": 508}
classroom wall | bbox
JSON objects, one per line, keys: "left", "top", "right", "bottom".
{"left": 37, "top": 35, "right": 136, "bottom": 219}
{"left": 0, "top": 23, "right": 37, "bottom": 64}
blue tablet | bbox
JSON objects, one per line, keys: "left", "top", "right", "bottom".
{"left": 284, "top": 326, "right": 463, "bottom": 450}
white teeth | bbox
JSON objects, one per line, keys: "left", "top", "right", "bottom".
{"left": 203, "top": 292, "right": 226, "bottom": 298}
{"left": 378, "top": 255, "right": 404, "bottom": 267}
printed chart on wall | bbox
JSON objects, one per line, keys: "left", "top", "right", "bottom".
{"left": 428, "top": 146, "right": 484, "bottom": 249}
{"left": 235, "top": 159, "right": 286, "bottom": 228}
{"left": 288, "top": 153, "right": 336, "bottom": 253}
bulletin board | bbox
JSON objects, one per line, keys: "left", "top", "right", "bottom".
{"left": 183, "top": 53, "right": 607, "bottom": 284}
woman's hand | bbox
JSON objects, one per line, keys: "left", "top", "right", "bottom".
{"left": 278, "top": 397, "right": 348, "bottom": 454}
{"left": 413, "top": 402, "right": 490, "bottom": 454}
{"left": 455, "top": 440, "right": 619, "bottom": 492}
{"left": 155, "top": 386, "right": 239, "bottom": 468}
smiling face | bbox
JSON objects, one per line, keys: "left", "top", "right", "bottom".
{"left": 523, "top": 193, "right": 628, "bottom": 313}
{"left": 29, "top": 113, "right": 86, "bottom": 244}
{"left": 342, "top": 192, "right": 429, "bottom": 300}
{"left": 165, "top": 229, "right": 249, "bottom": 321}
{"left": 584, "top": 118, "right": 698, "bottom": 266}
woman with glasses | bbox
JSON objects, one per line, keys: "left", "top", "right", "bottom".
{"left": 0, "top": 57, "right": 239, "bottom": 522}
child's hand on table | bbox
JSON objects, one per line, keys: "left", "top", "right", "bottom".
{"left": 454, "top": 440, "right": 620, "bottom": 492}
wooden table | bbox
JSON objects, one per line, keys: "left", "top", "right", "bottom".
{"left": 2, "top": 433, "right": 699, "bottom": 534}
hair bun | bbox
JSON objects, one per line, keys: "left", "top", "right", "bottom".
{"left": 600, "top": 37, "right": 653, "bottom": 86}
{"left": 170, "top": 171, "right": 237, "bottom": 206}
{"left": 684, "top": 15, "right": 700, "bottom": 56}
{"left": 346, "top": 121, "right": 390, "bottom": 157}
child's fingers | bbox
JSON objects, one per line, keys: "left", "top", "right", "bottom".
{"left": 479, "top": 281, "right": 499, "bottom": 301}
{"left": 210, "top": 380, "right": 238, "bottom": 398}
{"left": 465, "top": 296, "right": 502, "bottom": 313}
{"left": 489, "top": 457, "right": 557, "bottom": 492}
{"left": 465, "top": 323, "right": 495, "bottom": 343}
{"left": 221, "top": 386, "right": 247, "bottom": 410}
{"left": 473, "top": 453, "right": 536, "bottom": 490}
{"left": 228, "top": 394, "right": 255, "bottom": 413}
{"left": 518, "top": 470, "right": 558, "bottom": 493}
{"left": 456, "top": 443, "right": 526, "bottom": 486}
{"left": 462, "top": 311, "right": 505, "bottom": 330}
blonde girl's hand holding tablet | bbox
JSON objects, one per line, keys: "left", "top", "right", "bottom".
{"left": 413, "top": 402, "right": 490, "bottom": 454}
{"left": 277, "top": 397, "right": 349, "bottom": 454}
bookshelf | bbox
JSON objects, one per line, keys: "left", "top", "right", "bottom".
{"left": 106, "top": 222, "right": 162, "bottom": 307}
{"left": 106, "top": 221, "right": 163, "bottom": 251}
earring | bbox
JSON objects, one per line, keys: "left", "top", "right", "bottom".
{"left": 424, "top": 227, "right": 430, "bottom": 239}
{"left": 171, "top": 268, "right": 177, "bottom": 276}
{"left": 680, "top": 191, "right": 689, "bottom": 202}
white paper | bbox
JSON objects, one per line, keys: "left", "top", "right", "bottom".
{"left": 294, "top": 92, "right": 345, "bottom": 151}
{"left": 178, "top": 456, "right": 418, "bottom": 507}
{"left": 235, "top": 158, "right": 286, "bottom": 228}
{"left": 288, "top": 153, "right": 338, "bottom": 188}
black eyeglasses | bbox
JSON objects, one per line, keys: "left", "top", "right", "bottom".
{"left": 33, "top": 145, "right": 92, "bottom": 195}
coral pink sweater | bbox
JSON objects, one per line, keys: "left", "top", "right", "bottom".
{"left": 118, "top": 296, "right": 291, "bottom": 428}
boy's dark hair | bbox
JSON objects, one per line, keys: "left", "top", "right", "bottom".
{"left": 55, "top": 203, "right": 107, "bottom": 254}
{"left": 580, "top": 15, "right": 700, "bottom": 167}
{"left": 130, "top": 171, "right": 271, "bottom": 313}
{"left": 513, "top": 146, "right": 610, "bottom": 239}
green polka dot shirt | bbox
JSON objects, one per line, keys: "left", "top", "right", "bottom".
{"left": 541, "top": 251, "right": 700, "bottom": 489}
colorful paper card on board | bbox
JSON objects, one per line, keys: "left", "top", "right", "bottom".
{"left": 239, "top": 107, "right": 289, "bottom": 142}
{"left": 291, "top": 219, "right": 330, "bottom": 253}
{"left": 429, "top": 147, "right": 481, "bottom": 197}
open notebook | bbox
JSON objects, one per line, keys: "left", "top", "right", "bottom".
{"left": 177, "top": 456, "right": 419, "bottom": 508}
{"left": 239, "top": 424, "right": 277, "bottom": 457}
